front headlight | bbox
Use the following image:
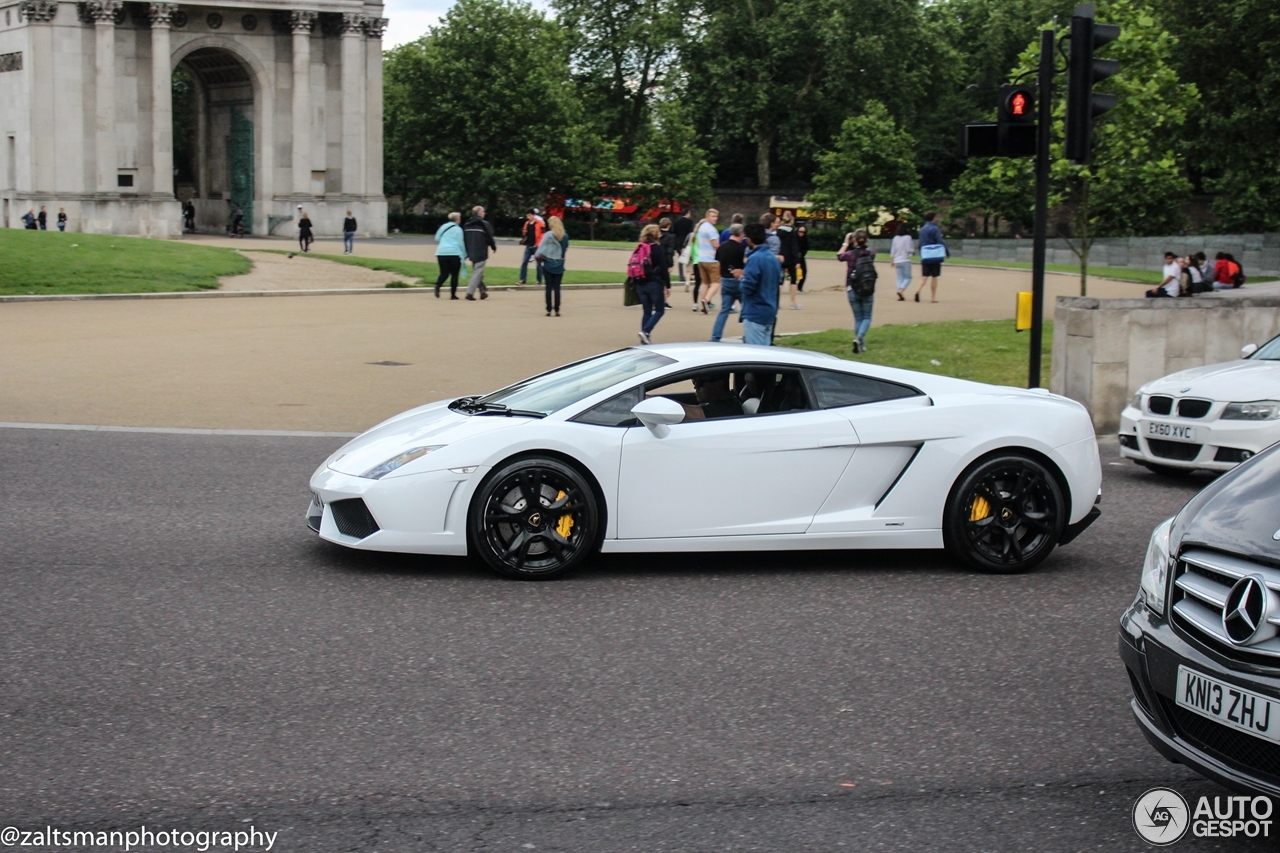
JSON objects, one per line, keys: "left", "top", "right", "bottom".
{"left": 1140, "top": 517, "right": 1174, "bottom": 615}
{"left": 1130, "top": 392, "right": 1143, "bottom": 411}
{"left": 360, "top": 445, "right": 445, "bottom": 479}
{"left": 1222, "top": 400, "right": 1280, "bottom": 420}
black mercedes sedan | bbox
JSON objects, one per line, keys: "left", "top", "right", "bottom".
{"left": 1121, "top": 442, "right": 1280, "bottom": 795}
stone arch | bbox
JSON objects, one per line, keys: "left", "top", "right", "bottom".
{"left": 170, "top": 35, "right": 275, "bottom": 235}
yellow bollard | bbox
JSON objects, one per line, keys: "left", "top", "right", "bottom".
{"left": 1015, "top": 291, "right": 1033, "bottom": 332}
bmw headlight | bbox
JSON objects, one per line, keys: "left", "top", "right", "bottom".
{"left": 360, "top": 446, "right": 445, "bottom": 479}
{"left": 1140, "top": 517, "right": 1174, "bottom": 615}
{"left": 1222, "top": 400, "right": 1280, "bottom": 420}
{"left": 1130, "top": 392, "right": 1143, "bottom": 411}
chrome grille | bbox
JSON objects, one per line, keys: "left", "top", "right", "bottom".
{"left": 1172, "top": 548, "right": 1280, "bottom": 660}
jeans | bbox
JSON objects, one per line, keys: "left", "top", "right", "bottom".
{"left": 545, "top": 273, "right": 562, "bottom": 312}
{"left": 435, "top": 255, "right": 462, "bottom": 295}
{"left": 467, "top": 260, "right": 488, "bottom": 296}
{"left": 343, "top": 232, "right": 354, "bottom": 253}
{"left": 520, "top": 244, "right": 543, "bottom": 284}
{"left": 710, "top": 289, "right": 741, "bottom": 341}
{"left": 638, "top": 280, "right": 666, "bottom": 335}
{"left": 895, "top": 262, "right": 912, "bottom": 291}
{"left": 57, "top": 222, "right": 66, "bottom": 232}
{"left": 848, "top": 291, "right": 874, "bottom": 340}
{"left": 743, "top": 319, "right": 773, "bottom": 346}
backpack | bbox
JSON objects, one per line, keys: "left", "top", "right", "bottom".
{"left": 627, "top": 241, "right": 654, "bottom": 279}
{"left": 848, "top": 249, "right": 878, "bottom": 297}
{"left": 1232, "top": 262, "right": 1247, "bottom": 287}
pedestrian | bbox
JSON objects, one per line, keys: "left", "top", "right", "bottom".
{"left": 518, "top": 209, "right": 546, "bottom": 286}
{"left": 463, "top": 205, "right": 496, "bottom": 301}
{"left": 1213, "top": 252, "right": 1243, "bottom": 290}
{"left": 795, "top": 224, "right": 809, "bottom": 293}
{"left": 839, "top": 230, "right": 878, "bottom": 353}
{"left": 37, "top": 206, "right": 47, "bottom": 230}
{"left": 759, "top": 212, "right": 783, "bottom": 258}
{"left": 56, "top": 207, "right": 67, "bottom": 232}
{"left": 695, "top": 209, "right": 721, "bottom": 313}
{"left": 633, "top": 224, "right": 670, "bottom": 344}
{"left": 182, "top": 200, "right": 195, "bottom": 232}
{"left": 537, "top": 214, "right": 569, "bottom": 317}
{"left": 659, "top": 217, "right": 677, "bottom": 308}
{"left": 342, "top": 209, "right": 357, "bottom": 254}
{"left": 710, "top": 223, "right": 747, "bottom": 342}
{"left": 778, "top": 212, "right": 801, "bottom": 309}
{"left": 21, "top": 208, "right": 36, "bottom": 229}
{"left": 297, "top": 209, "right": 312, "bottom": 251}
{"left": 1146, "top": 251, "right": 1180, "bottom": 298}
{"left": 912, "top": 211, "right": 948, "bottom": 303}
{"left": 890, "top": 224, "right": 914, "bottom": 300}
{"left": 433, "top": 212, "right": 466, "bottom": 299}
{"left": 720, "top": 213, "right": 744, "bottom": 244}
{"left": 739, "top": 223, "right": 781, "bottom": 346}
{"left": 672, "top": 211, "right": 694, "bottom": 286}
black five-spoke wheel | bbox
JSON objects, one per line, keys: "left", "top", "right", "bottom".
{"left": 943, "top": 453, "right": 1066, "bottom": 574}
{"left": 469, "top": 457, "right": 600, "bottom": 579}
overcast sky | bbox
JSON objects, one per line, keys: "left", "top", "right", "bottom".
{"left": 382, "top": 0, "right": 550, "bottom": 47}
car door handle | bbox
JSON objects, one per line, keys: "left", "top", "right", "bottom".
{"left": 818, "top": 437, "right": 861, "bottom": 448}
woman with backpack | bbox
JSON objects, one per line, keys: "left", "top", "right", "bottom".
{"left": 632, "top": 224, "right": 670, "bottom": 344}
{"left": 838, "top": 230, "right": 877, "bottom": 354}
{"left": 536, "top": 215, "right": 570, "bottom": 317}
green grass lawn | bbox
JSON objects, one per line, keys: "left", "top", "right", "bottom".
{"left": 778, "top": 319, "right": 1052, "bottom": 388}
{"left": 254, "top": 250, "right": 625, "bottom": 286}
{"left": 0, "top": 229, "right": 251, "bottom": 295}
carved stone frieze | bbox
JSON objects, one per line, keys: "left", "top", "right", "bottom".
{"left": 363, "top": 16, "right": 387, "bottom": 39}
{"left": 18, "top": 0, "right": 59, "bottom": 22}
{"left": 148, "top": 2, "right": 178, "bottom": 26}
{"left": 288, "top": 9, "right": 316, "bottom": 33}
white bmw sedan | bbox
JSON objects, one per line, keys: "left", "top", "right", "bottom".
{"left": 309, "top": 344, "right": 1102, "bottom": 579}
{"left": 1119, "top": 334, "right": 1280, "bottom": 475}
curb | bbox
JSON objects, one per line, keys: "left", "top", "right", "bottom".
{"left": 0, "top": 421, "right": 358, "bottom": 437}
{"left": 0, "top": 283, "right": 627, "bottom": 303}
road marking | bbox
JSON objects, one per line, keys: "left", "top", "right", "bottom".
{"left": 0, "top": 422, "right": 357, "bottom": 437}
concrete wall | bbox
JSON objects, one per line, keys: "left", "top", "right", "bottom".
{"left": 1049, "top": 288, "right": 1280, "bottom": 432}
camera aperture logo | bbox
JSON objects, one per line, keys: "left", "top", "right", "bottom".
{"left": 1133, "top": 788, "right": 1189, "bottom": 845}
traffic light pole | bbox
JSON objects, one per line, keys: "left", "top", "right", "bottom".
{"left": 1028, "top": 28, "right": 1054, "bottom": 389}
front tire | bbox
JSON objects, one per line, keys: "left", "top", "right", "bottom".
{"left": 943, "top": 453, "right": 1066, "bottom": 574}
{"left": 469, "top": 457, "right": 600, "bottom": 580}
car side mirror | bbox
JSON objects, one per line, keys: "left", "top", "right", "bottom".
{"left": 1242, "top": 343, "right": 1259, "bottom": 358}
{"left": 631, "top": 397, "right": 685, "bottom": 437}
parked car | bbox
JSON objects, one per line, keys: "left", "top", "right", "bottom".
{"left": 308, "top": 344, "right": 1102, "bottom": 579}
{"left": 1121, "top": 442, "right": 1280, "bottom": 796}
{"left": 1119, "top": 335, "right": 1280, "bottom": 475}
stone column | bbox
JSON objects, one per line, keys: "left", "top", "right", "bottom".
{"left": 339, "top": 13, "right": 365, "bottom": 197}
{"left": 290, "top": 11, "right": 316, "bottom": 196}
{"left": 86, "top": 0, "right": 123, "bottom": 193}
{"left": 149, "top": 3, "right": 177, "bottom": 198}
{"left": 18, "top": 1, "right": 58, "bottom": 193}
{"left": 364, "top": 17, "right": 387, "bottom": 201}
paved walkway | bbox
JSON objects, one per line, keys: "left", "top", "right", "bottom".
{"left": 0, "top": 235, "right": 1154, "bottom": 433}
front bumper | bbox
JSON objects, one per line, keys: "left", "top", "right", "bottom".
{"left": 1118, "top": 405, "right": 1279, "bottom": 471}
{"left": 1120, "top": 600, "right": 1280, "bottom": 797}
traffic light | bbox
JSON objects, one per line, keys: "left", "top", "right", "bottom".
{"left": 999, "top": 85, "right": 1036, "bottom": 124}
{"left": 1065, "top": 3, "right": 1120, "bottom": 164}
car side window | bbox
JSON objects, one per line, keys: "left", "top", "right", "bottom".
{"left": 806, "top": 369, "right": 921, "bottom": 409}
{"left": 572, "top": 387, "right": 643, "bottom": 427}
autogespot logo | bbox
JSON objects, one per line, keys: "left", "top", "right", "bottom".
{"left": 1133, "top": 788, "right": 1190, "bottom": 845}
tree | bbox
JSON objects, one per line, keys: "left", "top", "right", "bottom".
{"left": 1165, "top": 0, "right": 1280, "bottom": 232}
{"left": 628, "top": 100, "right": 715, "bottom": 210}
{"left": 383, "top": 0, "right": 605, "bottom": 214}
{"left": 808, "top": 101, "right": 928, "bottom": 227}
{"left": 946, "top": 157, "right": 1034, "bottom": 236}
{"left": 551, "top": 0, "right": 688, "bottom": 164}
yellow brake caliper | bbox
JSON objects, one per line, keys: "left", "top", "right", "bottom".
{"left": 970, "top": 495, "right": 991, "bottom": 522}
{"left": 554, "top": 490, "right": 574, "bottom": 538}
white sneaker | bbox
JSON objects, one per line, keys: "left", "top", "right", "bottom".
{"left": 638, "top": 331, "right": 651, "bottom": 345}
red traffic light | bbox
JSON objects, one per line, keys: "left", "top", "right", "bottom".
{"left": 999, "top": 85, "right": 1036, "bottom": 124}
{"left": 1011, "top": 92, "right": 1028, "bottom": 116}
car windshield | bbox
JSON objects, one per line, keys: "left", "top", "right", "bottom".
{"left": 469, "top": 349, "right": 676, "bottom": 416}
{"left": 1250, "top": 335, "right": 1280, "bottom": 360}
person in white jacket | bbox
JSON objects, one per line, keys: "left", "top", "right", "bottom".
{"left": 890, "top": 227, "right": 914, "bottom": 301}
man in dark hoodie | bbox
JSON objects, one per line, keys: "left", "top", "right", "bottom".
{"left": 463, "top": 205, "right": 497, "bottom": 300}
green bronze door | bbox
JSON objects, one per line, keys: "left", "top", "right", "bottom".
{"left": 228, "top": 108, "right": 254, "bottom": 234}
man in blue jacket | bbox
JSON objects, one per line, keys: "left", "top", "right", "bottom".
{"left": 739, "top": 223, "right": 780, "bottom": 346}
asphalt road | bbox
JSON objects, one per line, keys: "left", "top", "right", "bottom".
{"left": 0, "top": 429, "right": 1263, "bottom": 851}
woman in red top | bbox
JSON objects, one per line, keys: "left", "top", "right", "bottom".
{"left": 1213, "top": 252, "right": 1241, "bottom": 290}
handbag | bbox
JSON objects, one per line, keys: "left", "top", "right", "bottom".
{"left": 623, "top": 276, "right": 640, "bottom": 306}
{"left": 920, "top": 243, "right": 946, "bottom": 261}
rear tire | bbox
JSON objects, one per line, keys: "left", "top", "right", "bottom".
{"left": 468, "top": 456, "right": 600, "bottom": 580}
{"left": 943, "top": 453, "right": 1066, "bottom": 574}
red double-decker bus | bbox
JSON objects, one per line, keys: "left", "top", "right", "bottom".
{"left": 547, "top": 183, "right": 687, "bottom": 224}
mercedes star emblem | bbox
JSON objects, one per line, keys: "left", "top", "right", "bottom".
{"left": 1223, "top": 575, "right": 1271, "bottom": 645}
